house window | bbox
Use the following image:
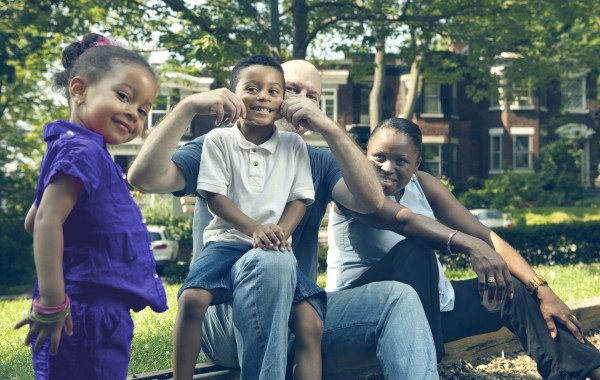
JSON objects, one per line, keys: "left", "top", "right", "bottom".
{"left": 423, "top": 81, "right": 441, "bottom": 114}
{"left": 489, "top": 128, "right": 504, "bottom": 173}
{"left": 149, "top": 93, "right": 171, "bottom": 128}
{"left": 562, "top": 76, "right": 586, "bottom": 112}
{"left": 489, "top": 80, "right": 533, "bottom": 110}
{"left": 513, "top": 134, "right": 532, "bottom": 170}
{"left": 320, "top": 88, "right": 337, "bottom": 121}
{"left": 422, "top": 143, "right": 441, "bottom": 177}
{"left": 509, "top": 80, "right": 533, "bottom": 109}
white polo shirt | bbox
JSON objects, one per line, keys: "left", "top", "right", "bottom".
{"left": 198, "top": 125, "right": 314, "bottom": 246}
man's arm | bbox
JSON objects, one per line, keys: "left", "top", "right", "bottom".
{"left": 128, "top": 89, "right": 245, "bottom": 194}
{"left": 280, "top": 97, "right": 384, "bottom": 214}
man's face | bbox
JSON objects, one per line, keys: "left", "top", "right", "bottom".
{"left": 277, "top": 60, "right": 322, "bottom": 135}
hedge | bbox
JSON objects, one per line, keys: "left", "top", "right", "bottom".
{"left": 438, "top": 221, "right": 600, "bottom": 269}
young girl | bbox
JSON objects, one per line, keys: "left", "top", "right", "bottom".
{"left": 172, "top": 55, "right": 325, "bottom": 380}
{"left": 14, "top": 33, "right": 167, "bottom": 379}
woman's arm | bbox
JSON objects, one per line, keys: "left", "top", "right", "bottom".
{"left": 419, "top": 171, "right": 584, "bottom": 342}
{"left": 337, "top": 193, "right": 513, "bottom": 302}
{"left": 419, "top": 171, "right": 536, "bottom": 284}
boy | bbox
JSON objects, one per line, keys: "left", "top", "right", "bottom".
{"left": 172, "top": 55, "right": 325, "bottom": 380}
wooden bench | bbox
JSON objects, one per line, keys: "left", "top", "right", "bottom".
{"left": 128, "top": 297, "right": 600, "bottom": 380}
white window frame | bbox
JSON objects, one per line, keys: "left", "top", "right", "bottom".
{"left": 511, "top": 127, "right": 534, "bottom": 171}
{"left": 508, "top": 81, "right": 534, "bottom": 110}
{"left": 149, "top": 92, "right": 172, "bottom": 129}
{"left": 489, "top": 128, "right": 504, "bottom": 174}
{"left": 421, "top": 137, "right": 444, "bottom": 177}
{"left": 422, "top": 80, "right": 443, "bottom": 117}
{"left": 320, "top": 87, "right": 338, "bottom": 122}
{"left": 562, "top": 74, "right": 587, "bottom": 114}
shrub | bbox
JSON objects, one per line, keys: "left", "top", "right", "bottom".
{"left": 438, "top": 221, "right": 600, "bottom": 269}
{"left": 456, "top": 140, "right": 585, "bottom": 210}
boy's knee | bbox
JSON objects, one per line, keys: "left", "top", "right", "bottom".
{"left": 179, "top": 288, "right": 212, "bottom": 318}
{"left": 293, "top": 303, "right": 324, "bottom": 345}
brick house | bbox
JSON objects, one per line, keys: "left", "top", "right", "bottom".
{"left": 109, "top": 60, "right": 599, "bottom": 187}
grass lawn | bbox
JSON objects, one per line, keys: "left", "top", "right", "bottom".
{"left": 510, "top": 205, "right": 600, "bottom": 226}
{"left": 2, "top": 263, "right": 599, "bottom": 379}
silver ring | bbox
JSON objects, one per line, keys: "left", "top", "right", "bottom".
{"left": 572, "top": 314, "right": 577, "bottom": 320}
{"left": 487, "top": 277, "right": 496, "bottom": 283}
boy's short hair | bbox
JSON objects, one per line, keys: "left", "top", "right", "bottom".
{"left": 229, "top": 55, "right": 285, "bottom": 92}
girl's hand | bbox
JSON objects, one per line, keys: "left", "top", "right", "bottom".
{"left": 14, "top": 312, "right": 73, "bottom": 355}
{"left": 537, "top": 286, "right": 584, "bottom": 343}
{"left": 252, "top": 224, "right": 287, "bottom": 251}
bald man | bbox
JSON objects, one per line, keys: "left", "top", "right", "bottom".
{"left": 128, "top": 59, "right": 438, "bottom": 379}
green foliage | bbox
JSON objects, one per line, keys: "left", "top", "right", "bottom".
{"left": 458, "top": 140, "right": 584, "bottom": 209}
{"left": 510, "top": 205, "right": 600, "bottom": 227}
{"left": 439, "top": 221, "right": 600, "bottom": 269}
{"left": 318, "top": 245, "right": 328, "bottom": 275}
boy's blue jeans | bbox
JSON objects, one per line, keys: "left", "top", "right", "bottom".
{"left": 200, "top": 247, "right": 438, "bottom": 379}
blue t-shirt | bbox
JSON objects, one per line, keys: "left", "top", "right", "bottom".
{"left": 173, "top": 134, "right": 342, "bottom": 281}
{"left": 34, "top": 120, "right": 167, "bottom": 313}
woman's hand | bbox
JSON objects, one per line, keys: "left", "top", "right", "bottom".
{"left": 14, "top": 312, "right": 73, "bottom": 355}
{"left": 466, "top": 238, "right": 514, "bottom": 304}
{"left": 537, "top": 286, "right": 584, "bottom": 343}
{"left": 252, "top": 224, "right": 289, "bottom": 252}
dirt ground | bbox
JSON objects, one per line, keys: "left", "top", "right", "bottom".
{"left": 437, "top": 328, "right": 600, "bottom": 379}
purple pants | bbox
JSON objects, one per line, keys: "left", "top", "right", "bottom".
{"left": 31, "top": 293, "right": 134, "bottom": 380}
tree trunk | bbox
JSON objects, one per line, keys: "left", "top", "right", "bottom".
{"left": 401, "top": 58, "right": 422, "bottom": 121}
{"left": 369, "top": 35, "right": 386, "bottom": 132}
{"left": 270, "top": 0, "right": 280, "bottom": 57}
{"left": 292, "top": 0, "right": 308, "bottom": 59}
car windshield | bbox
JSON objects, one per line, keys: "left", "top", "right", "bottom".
{"left": 477, "top": 210, "right": 502, "bottom": 219}
{"left": 149, "top": 232, "right": 162, "bottom": 241}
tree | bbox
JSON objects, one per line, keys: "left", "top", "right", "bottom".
{"left": 0, "top": 0, "right": 154, "bottom": 288}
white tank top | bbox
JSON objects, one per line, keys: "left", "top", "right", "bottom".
{"left": 326, "top": 174, "right": 455, "bottom": 311}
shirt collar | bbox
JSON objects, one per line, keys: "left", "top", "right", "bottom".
{"left": 43, "top": 120, "right": 105, "bottom": 148}
{"left": 232, "top": 123, "right": 279, "bottom": 154}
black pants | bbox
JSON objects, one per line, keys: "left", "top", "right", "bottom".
{"left": 349, "top": 239, "right": 600, "bottom": 379}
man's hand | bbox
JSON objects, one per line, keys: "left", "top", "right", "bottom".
{"left": 467, "top": 238, "right": 514, "bottom": 304}
{"left": 280, "top": 97, "right": 336, "bottom": 135}
{"left": 537, "top": 286, "right": 584, "bottom": 343}
{"left": 252, "top": 224, "right": 290, "bottom": 252}
{"left": 185, "top": 88, "right": 246, "bottom": 126}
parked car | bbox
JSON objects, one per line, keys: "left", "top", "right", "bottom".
{"left": 469, "top": 209, "right": 514, "bottom": 228}
{"left": 147, "top": 225, "right": 180, "bottom": 264}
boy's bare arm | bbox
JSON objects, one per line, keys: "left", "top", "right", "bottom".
{"left": 128, "top": 89, "right": 245, "bottom": 194}
{"left": 278, "top": 199, "right": 307, "bottom": 241}
{"left": 204, "top": 192, "right": 261, "bottom": 237}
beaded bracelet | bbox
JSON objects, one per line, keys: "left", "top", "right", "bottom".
{"left": 446, "top": 230, "right": 459, "bottom": 254}
{"left": 32, "top": 295, "right": 70, "bottom": 316}
{"left": 29, "top": 308, "right": 70, "bottom": 324}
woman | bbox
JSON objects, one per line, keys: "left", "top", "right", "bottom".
{"left": 326, "top": 117, "right": 600, "bottom": 379}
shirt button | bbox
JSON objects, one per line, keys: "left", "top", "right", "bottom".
{"left": 122, "top": 173, "right": 127, "bottom": 180}
{"left": 66, "top": 130, "right": 74, "bottom": 136}
{"left": 154, "top": 273, "right": 159, "bottom": 279}
{"left": 252, "top": 148, "right": 257, "bottom": 152}
{"left": 253, "top": 161, "right": 258, "bottom": 166}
